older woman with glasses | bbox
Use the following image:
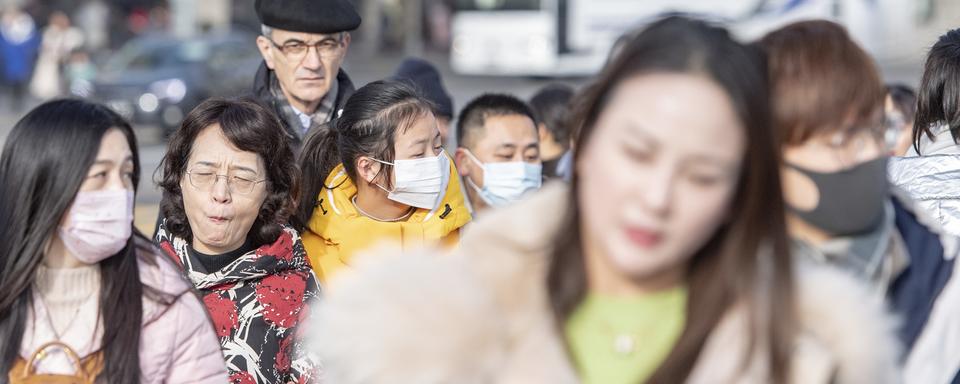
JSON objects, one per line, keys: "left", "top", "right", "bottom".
{"left": 154, "top": 98, "right": 321, "bottom": 383}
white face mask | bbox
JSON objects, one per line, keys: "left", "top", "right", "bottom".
{"left": 371, "top": 151, "right": 450, "bottom": 210}
{"left": 59, "top": 189, "right": 135, "bottom": 264}
{"left": 464, "top": 150, "right": 542, "bottom": 207}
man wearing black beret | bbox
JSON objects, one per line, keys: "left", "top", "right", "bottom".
{"left": 252, "top": 0, "right": 360, "bottom": 149}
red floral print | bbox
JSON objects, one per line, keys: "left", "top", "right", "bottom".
{"left": 256, "top": 231, "right": 294, "bottom": 262}
{"left": 159, "top": 241, "right": 182, "bottom": 267}
{"left": 275, "top": 334, "right": 292, "bottom": 372}
{"left": 228, "top": 372, "right": 256, "bottom": 384}
{"left": 255, "top": 272, "right": 307, "bottom": 328}
{"left": 203, "top": 292, "right": 239, "bottom": 338}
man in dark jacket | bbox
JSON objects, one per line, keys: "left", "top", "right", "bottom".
{"left": 252, "top": 0, "right": 359, "bottom": 149}
{"left": 760, "top": 21, "right": 957, "bottom": 375}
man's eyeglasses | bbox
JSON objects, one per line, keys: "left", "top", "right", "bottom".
{"left": 186, "top": 171, "right": 266, "bottom": 195}
{"left": 266, "top": 34, "right": 344, "bottom": 62}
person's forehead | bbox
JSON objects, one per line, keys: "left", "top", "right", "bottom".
{"left": 396, "top": 114, "right": 439, "bottom": 141}
{"left": 482, "top": 115, "right": 537, "bottom": 140}
{"left": 472, "top": 115, "right": 536, "bottom": 150}
{"left": 96, "top": 129, "right": 133, "bottom": 160}
{"left": 189, "top": 125, "right": 263, "bottom": 168}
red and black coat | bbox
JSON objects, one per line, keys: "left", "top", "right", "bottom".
{"left": 156, "top": 222, "right": 321, "bottom": 384}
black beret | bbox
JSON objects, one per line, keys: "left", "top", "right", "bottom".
{"left": 391, "top": 58, "right": 454, "bottom": 118}
{"left": 256, "top": 0, "right": 361, "bottom": 34}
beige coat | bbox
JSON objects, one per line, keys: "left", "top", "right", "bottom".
{"left": 314, "top": 183, "right": 902, "bottom": 383}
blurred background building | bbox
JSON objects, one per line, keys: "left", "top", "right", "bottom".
{"left": 0, "top": 0, "right": 958, "bottom": 233}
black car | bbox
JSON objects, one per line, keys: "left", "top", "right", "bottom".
{"left": 91, "top": 33, "right": 262, "bottom": 136}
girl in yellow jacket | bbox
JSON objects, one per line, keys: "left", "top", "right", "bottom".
{"left": 295, "top": 80, "right": 472, "bottom": 283}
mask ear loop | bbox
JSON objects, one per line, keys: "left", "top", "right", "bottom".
{"left": 462, "top": 149, "right": 484, "bottom": 168}
{"left": 366, "top": 157, "right": 396, "bottom": 193}
{"left": 461, "top": 149, "right": 487, "bottom": 190}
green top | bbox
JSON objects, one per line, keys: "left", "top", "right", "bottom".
{"left": 564, "top": 285, "right": 688, "bottom": 384}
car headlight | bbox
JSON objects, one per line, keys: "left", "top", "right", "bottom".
{"left": 149, "top": 78, "right": 187, "bottom": 104}
{"left": 138, "top": 93, "right": 159, "bottom": 113}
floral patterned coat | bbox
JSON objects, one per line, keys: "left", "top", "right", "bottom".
{"left": 156, "top": 222, "right": 322, "bottom": 383}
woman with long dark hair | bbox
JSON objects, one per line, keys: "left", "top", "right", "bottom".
{"left": 296, "top": 80, "right": 471, "bottom": 283}
{"left": 312, "top": 16, "right": 899, "bottom": 383}
{"left": 0, "top": 99, "right": 226, "bottom": 382}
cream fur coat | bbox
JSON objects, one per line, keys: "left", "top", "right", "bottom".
{"left": 313, "top": 184, "right": 902, "bottom": 383}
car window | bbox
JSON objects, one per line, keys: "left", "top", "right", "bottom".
{"left": 208, "top": 42, "right": 258, "bottom": 71}
{"left": 105, "top": 40, "right": 208, "bottom": 72}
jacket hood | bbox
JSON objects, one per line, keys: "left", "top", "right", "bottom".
{"left": 889, "top": 155, "right": 960, "bottom": 238}
{"left": 306, "top": 159, "right": 472, "bottom": 246}
{"left": 908, "top": 123, "right": 960, "bottom": 157}
{"left": 889, "top": 154, "right": 960, "bottom": 200}
{"left": 156, "top": 222, "right": 313, "bottom": 290}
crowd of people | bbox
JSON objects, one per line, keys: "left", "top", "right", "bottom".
{"left": 1, "top": 0, "right": 960, "bottom": 383}
{"left": 0, "top": 3, "right": 113, "bottom": 112}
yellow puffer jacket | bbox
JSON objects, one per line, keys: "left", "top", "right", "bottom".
{"left": 302, "top": 161, "right": 472, "bottom": 283}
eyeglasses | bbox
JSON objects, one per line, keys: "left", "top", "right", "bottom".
{"left": 185, "top": 171, "right": 266, "bottom": 195}
{"left": 816, "top": 127, "right": 885, "bottom": 166}
{"left": 266, "top": 34, "right": 344, "bottom": 62}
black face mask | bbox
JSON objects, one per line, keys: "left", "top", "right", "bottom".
{"left": 785, "top": 157, "right": 890, "bottom": 237}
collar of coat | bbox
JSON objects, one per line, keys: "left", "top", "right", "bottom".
{"left": 305, "top": 161, "right": 472, "bottom": 247}
{"left": 252, "top": 61, "right": 355, "bottom": 142}
{"left": 314, "top": 183, "right": 902, "bottom": 384}
{"left": 155, "top": 221, "right": 313, "bottom": 290}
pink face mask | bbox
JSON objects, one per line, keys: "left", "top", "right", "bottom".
{"left": 59, "top": 190, "right": 135, "bottom": 264}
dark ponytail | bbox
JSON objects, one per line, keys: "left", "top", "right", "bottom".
{"left": 294, "top": 123, "right": 341, "bottom": 230}
{"left": 293, "top": 80, "right": 436, "bottom": 231}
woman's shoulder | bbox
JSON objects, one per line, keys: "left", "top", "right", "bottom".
{"left": 313, "top": 186, "right": 575, "bottom": 381}
{"left": 134, "top": 235, "right": 193, "bottom": 297}
{"left": 313, "top": 247, "right": 518, "bottom": 382}
{"left": 694, "top": 263, "right": 901, "bottom": 383}
{"left": 461, "top": 182, "right": 570, "bottom": 252}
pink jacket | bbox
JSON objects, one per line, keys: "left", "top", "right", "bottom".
{"left": 20, "top": 239, "right": 228, "bottom": 383}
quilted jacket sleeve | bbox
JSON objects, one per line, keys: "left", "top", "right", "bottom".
{"left": 165, "top": 292, "right": 230, "bottom": 383}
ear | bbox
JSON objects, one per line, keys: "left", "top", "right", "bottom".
{"left": 341, "top": 32, "right": 352, "bottom": 53}
{"left": 538, "top": 123, "right": 551, "bottom": 142}
{"left": 454, "top": 148, "right": 471, "bottom": 178}
{"left": 355, "top": 156, "right": 381, "bottom": 185}
{"left": 256, "top": 35, "right": 276, "bottom": 70}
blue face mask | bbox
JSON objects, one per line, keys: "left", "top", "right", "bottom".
{"left": 464, "top": 150, "right": 542, "bottom": 207}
